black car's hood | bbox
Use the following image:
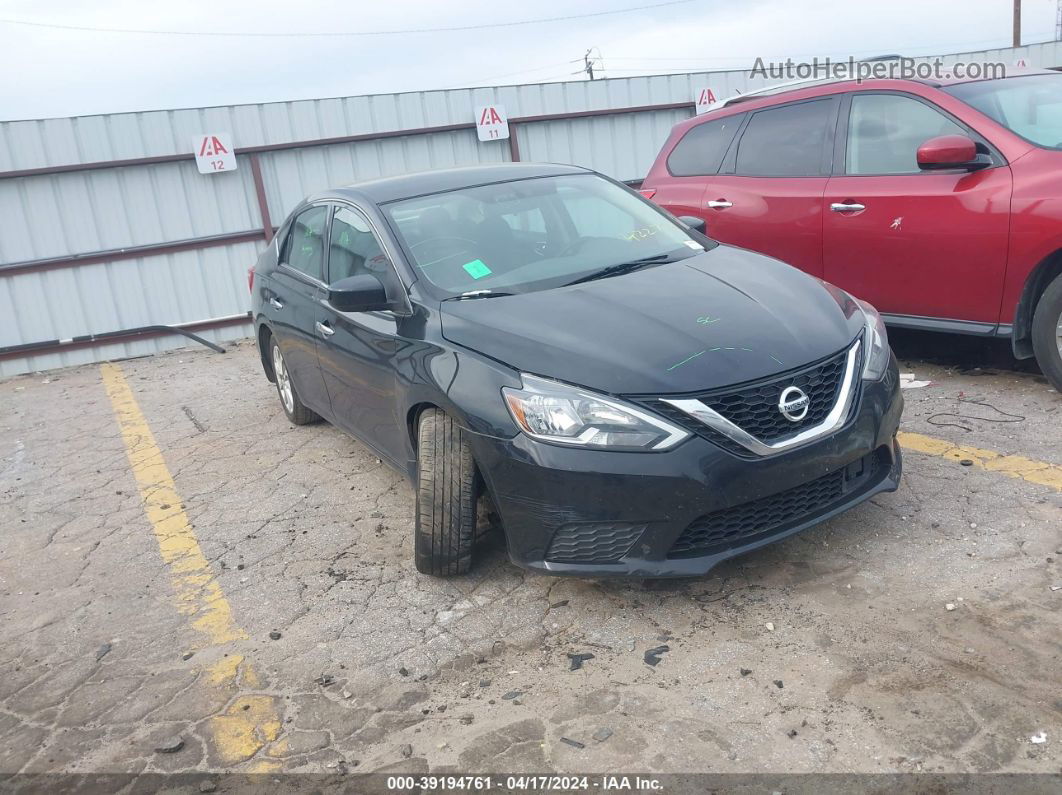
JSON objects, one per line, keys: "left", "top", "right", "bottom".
{"left": 440, "top": 245, "right": 862, "bottom": 395}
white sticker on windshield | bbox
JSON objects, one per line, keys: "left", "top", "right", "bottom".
{"left": 684, "top": 240, "right": 705, "bottom": 250}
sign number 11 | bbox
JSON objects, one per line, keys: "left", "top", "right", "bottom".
{"left": 474, "top": 104, "right": 510, "bottom": 142}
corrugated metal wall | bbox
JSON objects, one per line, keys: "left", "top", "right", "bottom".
{"left": 1, "top": 43, "right": 1055, "bottom": 375}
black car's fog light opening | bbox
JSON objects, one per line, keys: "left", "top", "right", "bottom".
{"left": 502, "top": 374, "right": 689, "bottom": 451}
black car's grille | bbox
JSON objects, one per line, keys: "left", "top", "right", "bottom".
{"left": 651, "top": 403, "right": 750, "bottom": 457}
{"left": 545, "top": 521, "right": 646, "bottom": 564}
{"left": 643, "top": 342, "right": 857, "bottom": 457}
{"left": 668, "top": 449, "right": 884, "bottom": 558}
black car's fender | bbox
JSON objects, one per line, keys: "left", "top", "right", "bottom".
{"left": 392, "top": 329, "right": 523, "bottom": 479}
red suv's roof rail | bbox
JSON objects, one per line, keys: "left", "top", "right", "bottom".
{"left": 720, "top": 70, "right": 942, "bottom": 109}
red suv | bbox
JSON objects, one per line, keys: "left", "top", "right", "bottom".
{"left": 641, "top": 71, "right": 1062, "bottom": 391}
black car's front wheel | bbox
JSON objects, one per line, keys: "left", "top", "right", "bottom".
{"left": 415, "top": 408, "right": 477, "bottom": 576}
{"left": 269, "top": 337, "right": 319, "bottom": 426}
{"left": 1032, "top": 274, "right": 1062, "bottom": 393}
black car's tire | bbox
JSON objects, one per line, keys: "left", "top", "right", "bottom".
{"left": 415, "top": 408, "right": 477, "bottom": 576}
{"left": 1031, "top": 275, "right": 1062, "bottom": 393}
{"left": 269, "top": 337, "right": 319, "bottom": 426}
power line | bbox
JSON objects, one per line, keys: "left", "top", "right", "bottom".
{"left": 600, "top": 34, "right": 1059, "bottom": 63}
{"left": 447, "top": 29, "right": 1061, "bottom": 90}
{"left": 0, "top": 0, "right": 699, "bottom": 39}
{"left": 440, "top": 60, "right": 576, "bottom": 89}
{"left": 591, "top": 34, "right": 1058, "bottom": 75}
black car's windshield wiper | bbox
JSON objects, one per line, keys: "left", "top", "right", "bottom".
{"left": 564, "top": 253, "right": 681, "bottom": 286}
{"left": 444, "top": 289, "right": 516, "bottom": 301}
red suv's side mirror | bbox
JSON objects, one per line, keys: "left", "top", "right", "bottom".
{"left": 917, "top": 134, "right": 988, "bottom": 171}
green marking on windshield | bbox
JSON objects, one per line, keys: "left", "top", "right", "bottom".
{"left": 462, "top": 259, "right": 492, "bottom": 279}
{"left": 666, "top": 350, "right": 706, "bottom": 371}
{"left": 696, "top": 315, "right": 720, "bottom": 325}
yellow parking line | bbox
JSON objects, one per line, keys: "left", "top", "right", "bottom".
{"left": 898, "top": 431, "right": 1062, "bottom": 492}
{"left": 100, "top": 362, "right": 283, "bottom": 769}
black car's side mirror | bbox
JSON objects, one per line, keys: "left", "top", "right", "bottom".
{"left": 327, "top": 274, "right": 391, "bottom": 313}
{"left": 677, "top": 215, "right": 707, "bottom": 234}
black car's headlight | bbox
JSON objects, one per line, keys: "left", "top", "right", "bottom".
{"left": 502, "top": 375, "right": 690, "bottom": 451}
{"left": 857, "top": 299, "right": 890, "bottom": 380}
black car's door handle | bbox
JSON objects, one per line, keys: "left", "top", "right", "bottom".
{"left": 315, "top": 321, "right": 335, "bottom": 337}
{"left": 268, "top": 297, "right": 284, "bottom": 310}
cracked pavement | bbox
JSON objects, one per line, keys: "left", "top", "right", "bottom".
{"left": 0, "top": 331, "right": 1059, "bottom": 776}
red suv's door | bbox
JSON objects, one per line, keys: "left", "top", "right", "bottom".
{"left": 646, "top": 111, "right": 745, "bottom": 224}
{"left": 648, "top": 98, "right": 839, "bottom": 278}
{"left": 823, "top": 91, "right": 1012, "bottom": 324}
{"left": 700, "top": 175, "right": 830, "bottom": 278}
{"left": 700, "top": 98, "right": 839, "bottom": 277}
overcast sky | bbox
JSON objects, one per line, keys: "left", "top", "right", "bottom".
{"left": 0, "top": 0, "right": 1058, "bottom": 120}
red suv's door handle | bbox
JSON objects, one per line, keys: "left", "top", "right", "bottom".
{"left": 706, "top": 199, "right": 733, "bottom": 209}
{"left": 830, "top": 201, "right": 866, "bottom": 212}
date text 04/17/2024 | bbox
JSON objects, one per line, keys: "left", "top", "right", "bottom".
{"left": 385, "top": 775, "right": 665, "bottom": 792}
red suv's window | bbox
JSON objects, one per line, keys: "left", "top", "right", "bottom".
{"left": 846, "top": 94, "right": 965, "bottom": 175}
{"left": 666, "top": 114, "right": 744, "bottom": 177}
{"left": 944, "top": 73, "right": 1062, "bottom": 149}
{"left": 734, "top": 99, "right": 835, "bottom": 176}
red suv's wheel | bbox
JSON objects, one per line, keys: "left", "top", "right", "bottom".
{"left": 1031, "top": 274, "right": 1062, "bottom": 393}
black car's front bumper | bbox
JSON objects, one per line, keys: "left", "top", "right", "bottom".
{"left": 466, "top": 370, "right": 903, "bottom": 577}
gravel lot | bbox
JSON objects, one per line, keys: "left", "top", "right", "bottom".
{"left": 1, "top": 331, "right": 1059, "bottom": 777}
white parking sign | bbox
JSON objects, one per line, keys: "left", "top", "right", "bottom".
{"left": 695, "top": 88, "right": 719, "bottom": 114}
{"left": 192, "top": 132, "right": 237, "bottom": 174}
{"left": 474, "top": 105, "right": 509, "bottom": 141}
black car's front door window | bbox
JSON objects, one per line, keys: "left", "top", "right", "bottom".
{"left": 282, "top": 205, "right": 329, "bottom": 282}
{"left": 328, "top": 206, "right": 391, "bottom": 283}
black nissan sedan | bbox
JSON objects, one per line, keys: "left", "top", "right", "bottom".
{"left": 250, "top": 163, "right": 903, "bottom": 577}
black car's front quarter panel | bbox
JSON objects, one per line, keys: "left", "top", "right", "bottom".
{"left": 389, "top": 302, "right": 524, "bottom": 478}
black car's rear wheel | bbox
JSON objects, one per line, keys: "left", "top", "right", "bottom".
{"left": 269, "top": 337, "right": 319, "bottom": 426}
{"left": 415, "top": 408, "right": 477, "bottom": 576}
{"left": 1031, "top": 274, "right": 1062, "bottom": 393}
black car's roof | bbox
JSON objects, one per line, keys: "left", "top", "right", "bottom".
{"left": 324, "top": 162, "right": 592, "bottom": 205}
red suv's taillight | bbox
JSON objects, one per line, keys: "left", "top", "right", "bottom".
{"left": 248, "top": 267, "right": 255, "bottom": 293}
{"left": 638, "top": 188, "right": 656, "bottom": 200}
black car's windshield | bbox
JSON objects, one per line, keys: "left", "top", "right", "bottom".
{"left": 944, "top": 74, "right": 1062, "bottom": 149}
{"left": 382, "top": 173, "right": 709, "bottom": 297}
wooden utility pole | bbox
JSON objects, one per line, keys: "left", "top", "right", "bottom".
{"left": 1014, "top": 0, "right": 1022, "bottom": 47}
